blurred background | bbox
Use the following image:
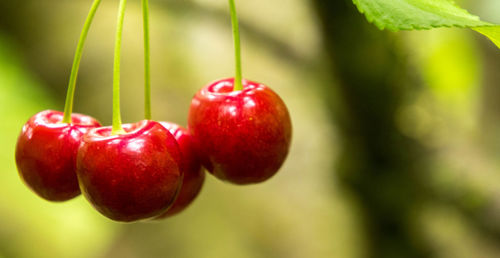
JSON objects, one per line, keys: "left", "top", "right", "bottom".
{"left": 0, "top": 0, "right": 499, "bottom": 257}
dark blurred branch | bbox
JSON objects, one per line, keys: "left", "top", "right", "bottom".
{"left": 430, "top": 178, "right": 500, "bottom": 242}
{"left": 312, "top": 0, "right": 434, "bottom": 257}
{"left": 154, "top": 0, "right": 311, "bottom": 66}
{"left": 453, "top": 200, "right": 500, "bottom": 242}
{"left": 0, "top": 0, "right": 310, "bottom": 95}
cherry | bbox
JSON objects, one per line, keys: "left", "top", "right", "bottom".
{"left": 157, "top": 122, "right": 205, "bottom": 218}
{"left": 15, "top": 0, "right": 103, "bottom": 201}
{"left": 188, "top": 78, "right": 292, "bottom": 184}
{"left": 15, "top": 110, "right": 101, "bottom": 201}
{"left": 76, "top": 120, "right": 183, "bottom": 222}
{"left": 186, "top": 0, "right": 292, "bottom": 184}
{"left": 72, "top": 0, "right": 183, "bottom": 222}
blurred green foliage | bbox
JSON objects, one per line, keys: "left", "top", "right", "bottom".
{"left": 0, "top": 36, "right": 118, "bottom": 258}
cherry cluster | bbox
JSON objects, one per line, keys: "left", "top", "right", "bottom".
{"left": 14, "top": 0, "right": 291, "bottom": 222}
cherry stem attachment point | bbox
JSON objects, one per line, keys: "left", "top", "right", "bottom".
{"left": 112, "top": 0, "right": 127, "bottom": 135}
{"left": 62, "top": 0, "right": 102, "bottom": 124}
{"left": 228, "top": 0, "right": 243, "bottom": 91}
{"left": 142, "top": 0, "right": 152, "bottom": 120}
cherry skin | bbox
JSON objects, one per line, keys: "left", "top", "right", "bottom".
{"left": 156, "top": 122, "right": 205, "bottom": 218}
{"left": 76, "top": 120, "right": 183, "bottom": 222}
{"left": 188, "top": 78, "right": 292, "bottom": 184}
{"left": 15, "top": 110, "right": 101, "bottom": 201}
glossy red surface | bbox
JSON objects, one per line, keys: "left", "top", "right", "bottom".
{"left": 15, "top": 110, "right": 101, "bottom": 201}
{"left": 188, "top": 78, "right": 292, "bottom": 184}
{"left": 76, "top": 120, "right": 183, "bottom": 222}
{"left": 157, "top": 122, "right": 205, "bottom": 218}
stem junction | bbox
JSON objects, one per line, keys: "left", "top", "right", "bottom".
{"left": 228, "top": 0, "right": 243, "bottom": 91}
{"left": 62, "top": 0, "right": 102, "bottom": 123}
{"left": 142, "top": 0, "right": 152, "bottom": 120}
{"left": 112, "top": 0, "right": 127, "bottom": 135}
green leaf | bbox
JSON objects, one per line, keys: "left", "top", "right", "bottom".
{"left": 474, "top": 26, "right": 500, "bottom": 48}
{"left": 352, "top": 0, "right": 500, "bottom": 48}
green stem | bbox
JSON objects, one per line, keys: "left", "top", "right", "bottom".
{"left": 142, "top": 0, "right": 152, "bottom": 120}
{"left": 228, "top": 0, "right": 243, "bottom": 91}
{"left": 112, "top": 0, "right": 127, "bottom": 135}
{"left": 62, "top": 0, "right": 102, "bottom": 123}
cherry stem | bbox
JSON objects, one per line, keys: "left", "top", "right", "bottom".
{"left": 228, "top": 0, "right": 243, "bottom": 91}
{"left": 62, "top": 0, "right": 102, "bottom": 124}
{"left": 142, "top": 0, "right": 152, "bottom": 120}
{"left": 112, "top": 0, "right": 127, "bottom": 135}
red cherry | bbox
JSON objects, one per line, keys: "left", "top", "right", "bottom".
{"left": 156, "top": 122, "right": 205, "bottom": 218}
{"left": 76, "top": 120, "right": 183, "bottom": 222}
{"left": 15, "top": 110, "right": 101, "bottom": 201}
{"left": 188, "top": 78, "right": 292, "bottom": 184}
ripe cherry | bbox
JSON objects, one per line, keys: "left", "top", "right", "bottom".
{"left": 157, "top": 122, "right": 205, "bottom": 218}
{"left": 76, "top": 120, "right": 183, "bottom": 222}
{"left": 14, "top": 0, "right": 103, "bottom": 201}
{"left": 15, "top": 110, "right": 101, "bottom": 201}
{"left": 188, "top": 78, "right": 292, "bottom": 184}
{"left": 73, "top": 0, "right": 184, "bottom": 222}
